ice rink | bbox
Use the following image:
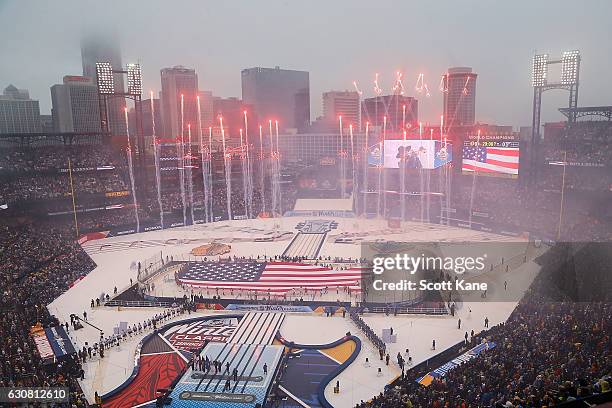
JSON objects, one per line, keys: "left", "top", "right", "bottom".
{"left": 47, "top": 217, "right": 544, "bottom": 407}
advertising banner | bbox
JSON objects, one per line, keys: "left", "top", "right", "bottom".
{"left": 44, "top": 325, "right": 76, "bottom": 359}
{"left": 30, "top": 325, "right": 54, "bottom": 364}
{"left": 283, "top": 210, "right": 355, "bottom": 218}
{"left": 224, "top": 304, "right": 314, "bottom": 313}
{"left": 417, "top": 341, "right": 496, "bottom": 386}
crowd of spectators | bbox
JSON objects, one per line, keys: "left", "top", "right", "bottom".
{"left": 537, "top": 165, "right": 611, "bottom": 192}
{"left": 543, "top": 122, "right": 611, "bottom": 167}
{"left": 358, "top": 297, "right": 610, "bottom": 407}
{"left": 0, "top": 142, "right": 300, "bottom": 237}
{"left": 0, "top": 144, "right": 129, "bottom": 208}
{"left": 372, "top": 166, "right": 611, "bottom": 241}
{"left": 1, "top": 172, "right": 128, "bottom": 204}
{"left": 0, "top": 223, "right": 96, "bottom": 406}
{"left": 0, "top": 145, "right": 122, "bottom": 173}
{"left": 0, "top": 137, "right": 609, "bottom": 407}
{"left": 6, "top": 139, "right": 607, "bottom": 241}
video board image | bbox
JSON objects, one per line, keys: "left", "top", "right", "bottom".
{"left": 376, "top": 140, "right": 452, "bottom": 169}
{"left": 462, "top": 139, "right": 520, "bottom": 178}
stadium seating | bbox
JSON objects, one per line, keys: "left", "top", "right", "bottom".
{"left": 357, "top": 285, "right": 611, "bottom": 407}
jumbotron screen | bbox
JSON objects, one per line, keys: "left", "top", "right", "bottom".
{"left": 369, "top": 140, "right": 452, "bottom": 169}
{"left": 461, "top": 137, "right": 520, "bottom": 178}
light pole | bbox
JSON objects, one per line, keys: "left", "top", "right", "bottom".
{"left": 550, "top": 151, "right": 568, "bottom": 240}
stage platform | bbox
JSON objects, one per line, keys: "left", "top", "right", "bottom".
{"left": 168, "top": 343, "right": 283, "bottom": 407}
{"left": 168, "top": 312, "right": 286, "bottom": 407}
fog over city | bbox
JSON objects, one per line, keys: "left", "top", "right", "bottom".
{"left": 1, "top": 0, "right": 611, "bottom": 126}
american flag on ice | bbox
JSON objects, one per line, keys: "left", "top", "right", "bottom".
{"left": 462, "top": 143, "right": 519, "bottom": 176}
{"left": 176, "top": 261, "right": 365, "bottom": 293}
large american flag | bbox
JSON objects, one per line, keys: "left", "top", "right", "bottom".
{"left": 462, "top": 144, "right": 519, "bottom": 175}
{"left": 176, "top": 261, "right": 364, "bottom": 293}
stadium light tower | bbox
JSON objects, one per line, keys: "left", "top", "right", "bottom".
{"left": 95, "top": 61, "right": 146, "bottom": 189}
{"left": 531, "top": 54, "right": 548, "bottom": 87}
{"left": 126, "top": 63, "right": 143, "bottom": 95}
{"left": 95, "top": 62, "right": 115, "bottom": 95}
{"left": 530, "top": 50, "right": 580, "bottom": 185}
{"left": 96, "top": 61, "right": 144, "bottom": 135}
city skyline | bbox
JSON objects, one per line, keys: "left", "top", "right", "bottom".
{"left": 0, "top": 0, "right": 611, "bottom": 128}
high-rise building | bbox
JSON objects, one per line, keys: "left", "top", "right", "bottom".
{"left": 198, "top": 91, "right": 214, "bottom": 131}
{"left": 361, "top": 95, "right": 418, "bottom": 132}
{"left": 81, "top": 33, "right": 126, "bottom": 135}
{"left": 322, "top": 90, "right": 360, "bottom": 129}
{"left": 0, "top": 85, "right": 41, "bottom": 134}
{"left": 160, "top": 66, "right": 199, "bottom": 138}
{"left": 140, "top": 98, "right": 163, "bottom": 137}
{"left": 442, "top": 67, "right": 477, "bottom": 127}
{"left": 50, "top": 76, "right": 101, "bottom": 132}
{"left": 212, "top": 97, "right": 255, "bottom": 138}
{"left": 241, "top": 66, "right": 310, "bottom": 132}
{"left": 40, "top": 115, "right": 53, "bottom": 133}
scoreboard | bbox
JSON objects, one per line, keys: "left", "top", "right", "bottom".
{"left": 464, "top": 140, "right": 519, "bottom": 149}
{"left": 462, "top": 134, "right": 520, "bottom": 178}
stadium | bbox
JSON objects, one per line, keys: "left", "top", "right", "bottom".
{"left": 1, "top": 4, "right": 611, "bottom": 408}
{"left": 2, "top": 102, "right": 610, "bottom": 407}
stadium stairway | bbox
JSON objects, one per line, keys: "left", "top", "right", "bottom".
{"left": 282, "top": 232, "right": 326, "bottom": 259}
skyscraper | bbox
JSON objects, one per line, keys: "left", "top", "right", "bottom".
{"left": 361, "top": 95, "right": 418, "bottom": 132}
{"left": 212, "top": 97, "right": 255, "bottom": 138}
{"left": 322, "top": 90, "right": 360, "bottom": 129}
{"left": 442, "top": 67, "right": 477, "bottom": 128}
{"left": 160, "top": 66, "right": 199, "bottom": 138}
{"left": 50, "top": 76, "right": 101, "bottom": 132}
{"left": 198, "top": 90, "right": 214, "bottom": 131}
{"left": 140, "top": 98, "right": 162, "bottom": 137}
{"left": 0, "top": 85, "right": 41, "bottom": 134}
{"left": 241, "top": 66, "right": 310, "bottom": 132}
{"left": 80, "top": 33, "right": 126, "bottom": 135}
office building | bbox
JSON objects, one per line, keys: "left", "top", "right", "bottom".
{"left": 81, "top": 33, "right": 126, "bottom": 135}
{"left": 278, "top": 132, "right": 367, "bottom": 165}
{"left": 137, "top": 98, "right": 163, "bottom": 137}
{"left": 361, "top": 95, "right": 418, "bottom": 132}
{"left": 0, "top": 85, "right": 41, "bottom": 133}
{"left": 323, "top": 90, "right": 360, "bottom": 129}
{"left": 241, "top": 66, "right": 310, "bottom": 132}
{"left": 160, "top": 66, "right": 199, "bottom": 138}
{"left": 212, "top": 97, "right": 255, "bottom": 138}
{"left": 126, "top": 102, "right": 159, "bottom": 143}
{"left": 40, "top": 114, "right": 53, "bottom": 133}
{"left": 51, "top": 76, "right": 101, "bottom": 132}
{"left": 442, "top": 67, "right": 477, "bottom": 127}
{"left": 199, "top": 90, "right": 214, "bottom": 131}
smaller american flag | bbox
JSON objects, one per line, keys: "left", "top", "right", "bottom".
{"left": 176, "top": 261, "right": 364, "bottom": 293}
{"left": 462, "top": 143, "right": 519, "bottom": 175}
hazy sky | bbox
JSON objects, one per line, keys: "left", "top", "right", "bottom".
{"left": 1, "top": 0, "right": 610, "bottom": 127}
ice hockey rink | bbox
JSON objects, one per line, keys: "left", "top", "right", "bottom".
{"left": 47, "top": 216, "right": 545, "bottom": 407}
